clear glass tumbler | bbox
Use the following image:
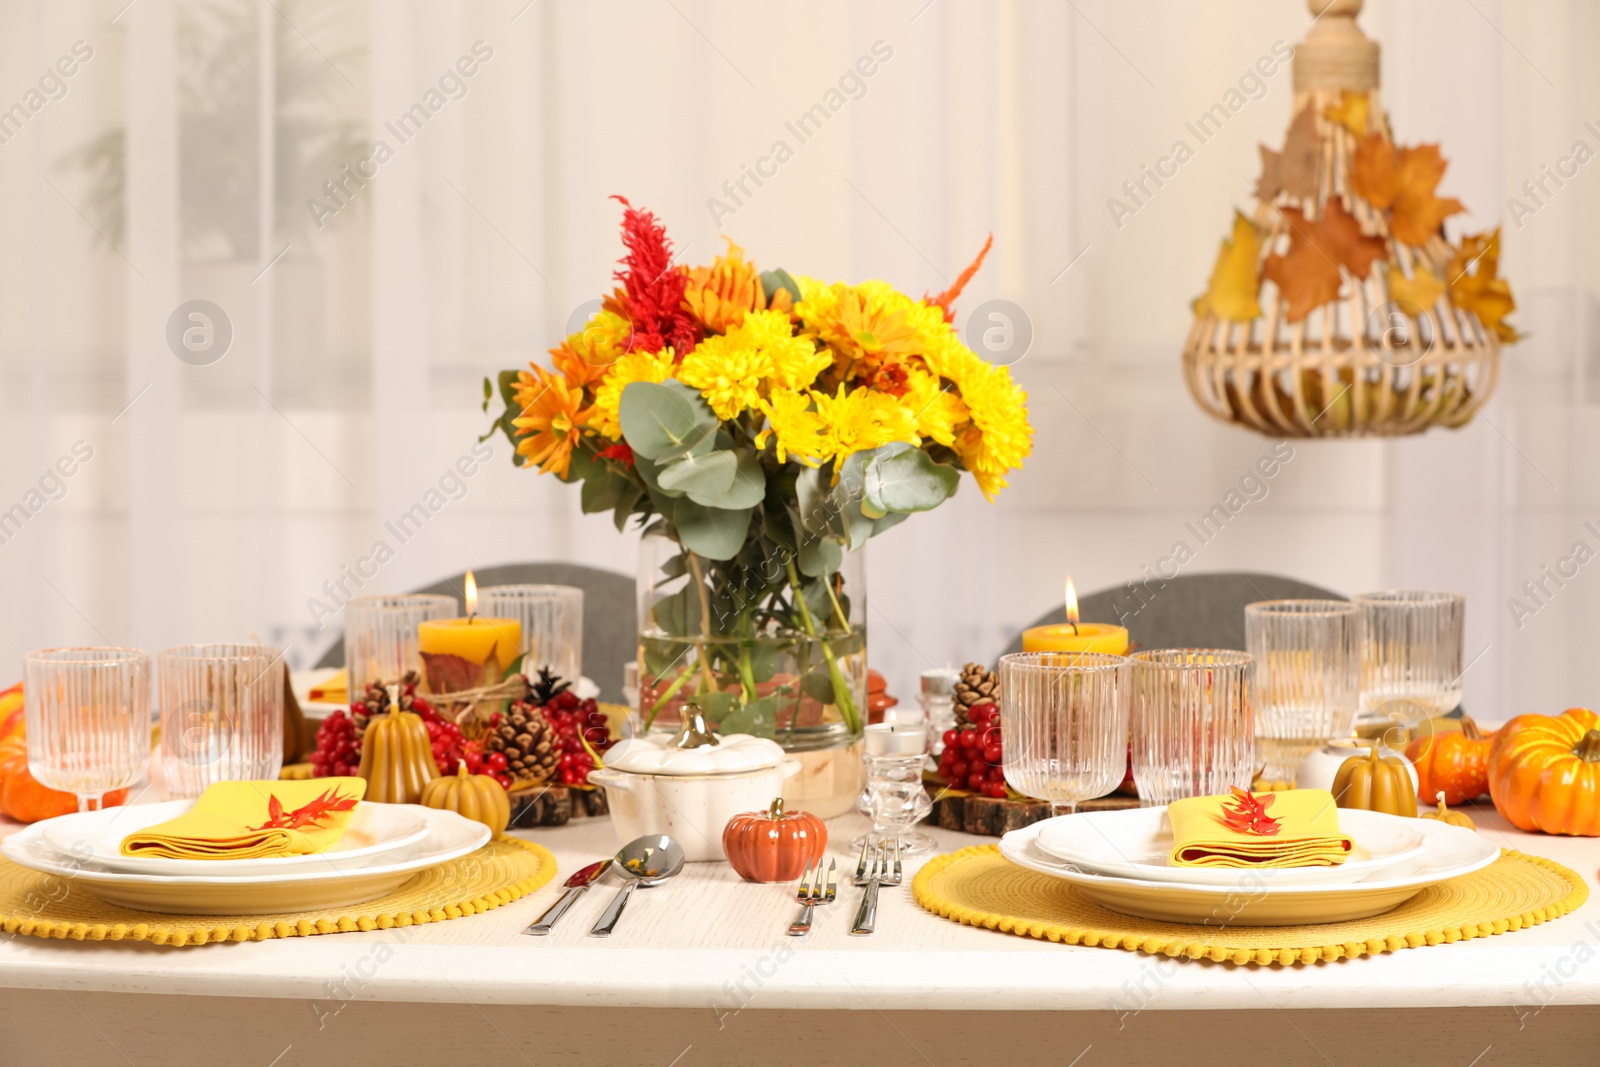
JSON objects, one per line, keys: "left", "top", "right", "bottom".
{"left": 1354, "top": 591, "right": 1465, "bottom": 730}
{"left": 345, "top": 594, "right": 458, "bottom": 696}
{"left": 159, "top": 643, "right": 285, "bottom": 798}
{"left": 1130, "top": 649, "right": 1254, "bottom": 806}
{"left": 478, "top": 584, "right": 583, "bottom": 682}
{"left": 998, "top": 652, "right": 1131, "bottom": 816}
{"left": 23, "top": 647, "right": 153, "bottom": 811}
{"left": 1245, "top": 600, "right": 1361, "bottom": 781}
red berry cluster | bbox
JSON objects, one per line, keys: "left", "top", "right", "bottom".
{"left": 937, "top": 701, "right": 1008, "bottom": 799}
{"left": 541, "top": 689, "right": 614, "bottom": 785}
{"left": 417, "top": 705, "right": 465, "bottom": 776}
{"left": 309, "top": 710, "right": 360, "bottom": 778}
{"left": 462, "top": 713, "right": 512, "bottom": 790}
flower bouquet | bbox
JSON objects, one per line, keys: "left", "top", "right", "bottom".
{"left": 482, "top": 198, "right": 1032, "bottom": 742}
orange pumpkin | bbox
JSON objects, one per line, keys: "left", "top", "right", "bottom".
{"left": 722, "top": 797, "right": 827, "bottom": 883}
{"left": 0, "top": 748, "right": 130, "bottom": 823}
{"left": 1407, "top": 716, "right": 1493, "bottom": 805}
{"left": 1488, "top": 707, "right": 1600, "bottom": 836}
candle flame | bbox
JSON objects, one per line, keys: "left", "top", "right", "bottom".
{"left": 464, "top": 570, "right": 478, "bottom": 617}
{"left": 1064, "top": 576, "right": 1080, "bottom": 627}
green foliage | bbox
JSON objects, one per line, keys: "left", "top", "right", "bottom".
{"left": 619, "top": 381, "right": 718, "bottom": 460}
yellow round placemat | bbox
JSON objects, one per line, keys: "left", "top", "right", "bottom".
{"left": 0, "top": 836, "right": 556, "bottom": 947}
{"left": 914, "top": 845, "right": 1588, "bottom": 965}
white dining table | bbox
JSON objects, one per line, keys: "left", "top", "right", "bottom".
{"left": 1, "top": 796, "right": 1597, "bottom": 1067}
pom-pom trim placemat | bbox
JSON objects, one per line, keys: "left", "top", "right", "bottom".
{"left": 0, "top": 836, "right": 556, "bottom": 947}
{"left": 913, "top": 844, "right": 1587, "bottom": 965}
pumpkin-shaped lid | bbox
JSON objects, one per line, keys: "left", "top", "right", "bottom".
{"left": 605, "top": 703, "right": 783, "bottom": 776}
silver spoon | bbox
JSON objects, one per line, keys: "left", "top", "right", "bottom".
{"left": 587, "top": 834, "right": 685, "bottom": 938}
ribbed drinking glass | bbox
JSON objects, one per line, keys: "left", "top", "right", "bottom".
{"left": 345, "top": 594, "right": 458, "bottom": 695}
{"left": 478, "top": 584, "right": 583, "bottom": 682}
{"left": 159, "top": 643, "right": 285, "bottom": 798}
{"left": 1355, "top": 591, "right": 1465, "bottom": 731}
{"left": 23, "top": 647, "right": 153, "bottom": 812}
{"left": 1245, "top": 600, "right": 1360, "bottom": 781}
{"left": 998, "top": 652, "right": 1130, "bottom": 816}
{"left": 1131, "top": 649, "right": 1254, "bottom": 806}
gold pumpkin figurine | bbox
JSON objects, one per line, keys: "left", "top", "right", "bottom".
{"left": 357, "top": 686, "right": 439, "bottom": 804}
{"left": 421, "top": 764, "right": 511, "bottom": 836}
{"left": 1331, "top": 744, "right": 1417, "bottom": 817}
{"left": 1421, "top": 791, "right": 1477, "bottom": 830}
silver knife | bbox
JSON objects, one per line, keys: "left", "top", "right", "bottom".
{"left": 526, "top": 860, "right": 610, "bottom": 935}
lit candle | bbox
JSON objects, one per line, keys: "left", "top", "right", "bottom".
{"left": 1021, "top": 577, "right": 1130, "bottom": 655}
{"left": 417, "top": 571, "right": 523, "bottom": 693}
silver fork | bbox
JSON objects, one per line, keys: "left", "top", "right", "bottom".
{"left": 786, "top": 859, "right": 836, "bottom": 936}
{"left": 850, "top": 840, "right": 888, "bottom": 935}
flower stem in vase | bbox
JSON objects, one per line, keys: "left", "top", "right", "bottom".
{"left": 785, "top": 558, "right": 861, "bottom": 735}
{"left": 686, "top": 553, "right": 719, "bottom": 695}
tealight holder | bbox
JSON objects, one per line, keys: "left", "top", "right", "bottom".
{"left": 854, "top": 723, "right": 934, "bottom": 853}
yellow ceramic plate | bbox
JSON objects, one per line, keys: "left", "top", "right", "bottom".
{"left": 999, "top": 818, "right": 1498, "bottom": 926}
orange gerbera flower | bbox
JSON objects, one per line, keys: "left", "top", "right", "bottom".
{"left": 511, "top": 365, "right": 594, "bottom": 478}
{"left": 682, "top": 238, "right": 766, "bottom": 334}
{"left": 824, "top": 288, "right": 923, "bottom": 372}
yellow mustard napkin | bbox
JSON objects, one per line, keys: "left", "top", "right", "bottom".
{"left": 120, "top": 778, "right": 367, "bottom": 860}
{"left": 308, "top": 669, "right": 348, "bottom": 704}
{"left": 1167, "top": 788, "right": 1352, "bottom": 868}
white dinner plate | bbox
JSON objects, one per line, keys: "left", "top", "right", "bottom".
{"left": 1034, "top": 807, "right": 1429, "bottom": 886}
{"left": 2, "top": 805, "right": 490, "bottom": 915}
{"left": 999, "top": 816, "right": 1499, "bottom": 926}
{"left": 41, "top": 800, "right": 430, "bottom": 878}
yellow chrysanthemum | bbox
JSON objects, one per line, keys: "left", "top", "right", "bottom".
{"left": 592, "top": 348, "right": 676, "bottom": 440}
{"left": 952, "top": 361, "right": 1033, "bottom": 500}
{"left": 511, "top": 365, "right": 594, "bottom": 478}
{"left": 901, "top": 367, "right": 967, "bottom": 448}
{"left": 743, "top": 310, "right": 831, "bottom": 391}
{"left": 811, "top": 384, "right": 920, "bottom": 469}
{"left": 677, "top": 331, "right": 769, "bottom": 421}
{"left": 755, "top": 388, "right": 824, "bottom": 467}
{"left": 552, "top": 309, "right": 632, "bottom": 390}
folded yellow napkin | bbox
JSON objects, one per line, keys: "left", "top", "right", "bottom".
{"left": 1167, "top": 788, "right": 1352, "bottom": 868}
{"left": 120, "top": 778, "right": 367, "bottom": 860}
{"left": 308, "top": 669, "right": 348, "bottom": 704}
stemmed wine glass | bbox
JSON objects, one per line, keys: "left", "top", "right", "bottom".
{"left": 998, "top": 652, "right": 1131, "bottom": 817}
{"left": 23, "top": 647, "right": 152, "bottom": 812}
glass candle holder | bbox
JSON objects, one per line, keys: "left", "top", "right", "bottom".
{"left": 345, "top": 594, "right": 458, "bottom": 696}
{"left": 158, "top": 643, "right": 285, "bottom": 798}
{"left": 477, "top": 584, "right": 583, "bottom": 683}
{"left": 1355, "top": 591, "right": 1465, "bottom": 731}
{"left": 854, "top": 723, "right": 934, "bottom": 853}
{"left": 1245, "top": 600, "right": 1361, "bottom": 781}
{"left": 998, "top": 652, "right": 1131, "bottom": 816}
{"left": 1130, "top": 649, "right": 1254, "bottom": 807}
{"left": 23, "top": 647, "right": 153, "bottom": 811}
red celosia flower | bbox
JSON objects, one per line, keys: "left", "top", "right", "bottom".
{"left": 1219, "top": 786, "right": 1282, "bottom": 836}
{"left": 598, "top": 441, "right": 635, "bottom": 466}
{"left": 925, "top": 233, "right": 994, "bottom": 324}
{"left": 610, "top": 196, "right": 701, "bottom": 357}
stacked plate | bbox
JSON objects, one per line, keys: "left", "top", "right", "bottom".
{"left": 1, "top": 800, "right": 491, "bottom": 915}
{"left": 998, "top": 807, "right": 1500, "bottom": 926}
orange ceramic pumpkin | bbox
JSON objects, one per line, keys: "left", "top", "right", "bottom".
{"left": 0, "top": 749, "right": 130, "bottom": 823}
{"left": 1407, "top": 717, "right": 1494, "bottom": 805}
{"left": 722, "top": 797, "right": 827, "bottom": 883}
{"left": 1488, "top": 707, "right": 1600, "bottom": 836}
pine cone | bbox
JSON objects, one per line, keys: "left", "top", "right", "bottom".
{"left": 953, "top": 661, "right": 999, "bottom": 728}
{"left": 487, "top": 697, "right": 560, "bottom": 785}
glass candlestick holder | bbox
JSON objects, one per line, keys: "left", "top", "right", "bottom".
{"left": 853, "top": 723, "right": 934, "bottom": 854}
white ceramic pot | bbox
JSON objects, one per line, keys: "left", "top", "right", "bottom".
{"left": 1296, "top": 738, "right": 1418, "bottom": 794}
{"left": 589, "top": 761, "right": 800, "bottom": 862}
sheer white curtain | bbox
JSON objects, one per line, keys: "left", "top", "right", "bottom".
{"left": 1, "top": 0, "right": 1595, "bottom": 715}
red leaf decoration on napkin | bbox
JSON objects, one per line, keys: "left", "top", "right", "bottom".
{"left": 250, "top": 786, "right": 359, "bottom": 831}
{"left": 1219, "top": 786, "right": 1283, "bottom": 836}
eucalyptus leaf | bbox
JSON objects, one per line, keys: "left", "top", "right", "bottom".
{"left": 619, "top": 381, "right": 718, "bottom": 460}
{"left": 672, "top": 499, "right": 752, "bottom": 561}
{"left": 659, "top": 450, "right": 739, "bottom": 498}
{"left": 719, "top": 695, "right": 778, "bottom": 739}
{"left": 863, "top": 447, "right": 960, "bottom": 514}
{"left": 799, "top": 669, "right": 836, "bottom": 704}
{"left": 634, "top": 453, "right": 683, "bottom": 499}
{"left": 696, "top": 449, "right": 766, "bottom": 510}
{"left": 760, "top": 268, "right": 801, "bottom": 306}
{"left": 798, "top": 531, "right": 842, "bottom": 578}
{"left": 687, "top": 689, "right": 740, "bottom": 730}
{"left": 650, "top": 586, "right": 702, "bottom": 637}
{"left": 744, "top": 641, "right": 778, "bottom": 684}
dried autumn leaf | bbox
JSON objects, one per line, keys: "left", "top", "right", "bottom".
{"left": 1350, "top": 135, "right": 1465, "bottom": 245}
{"left": 1263, "top": 201, "right": 1386, "bottom": 322}
{"left": 1257, "top": 105, "right": 1322, "bottom": 202}
{"left": 1193, "top": 211, "right": 1264, "bottom": 321}
{"left": 1323, "top": 90, "right": 1370, "bottom": 137}
{"left": 1386, "top": 264, "right": 1445, "bottom": 315}
{"left": 1448, "top": 229, "right": 1520, "bottom": 342}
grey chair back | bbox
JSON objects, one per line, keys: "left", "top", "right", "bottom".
{"left": 999, "top": 571, "right": 1345, "bottom": 659}
{"left": 314, "top": 562, "right": 636, "bottom": 701}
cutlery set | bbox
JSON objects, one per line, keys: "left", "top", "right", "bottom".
{"left": 527, "top": 834, "right": 903, "bottom": 938}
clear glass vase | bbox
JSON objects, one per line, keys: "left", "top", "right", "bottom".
{"left": 635, "top": 531, "right": 866, "bottom": 817}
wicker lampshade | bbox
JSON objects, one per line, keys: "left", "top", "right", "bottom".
{"left": 1183, "top": 0, "right": 1514, "bottom": 438}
